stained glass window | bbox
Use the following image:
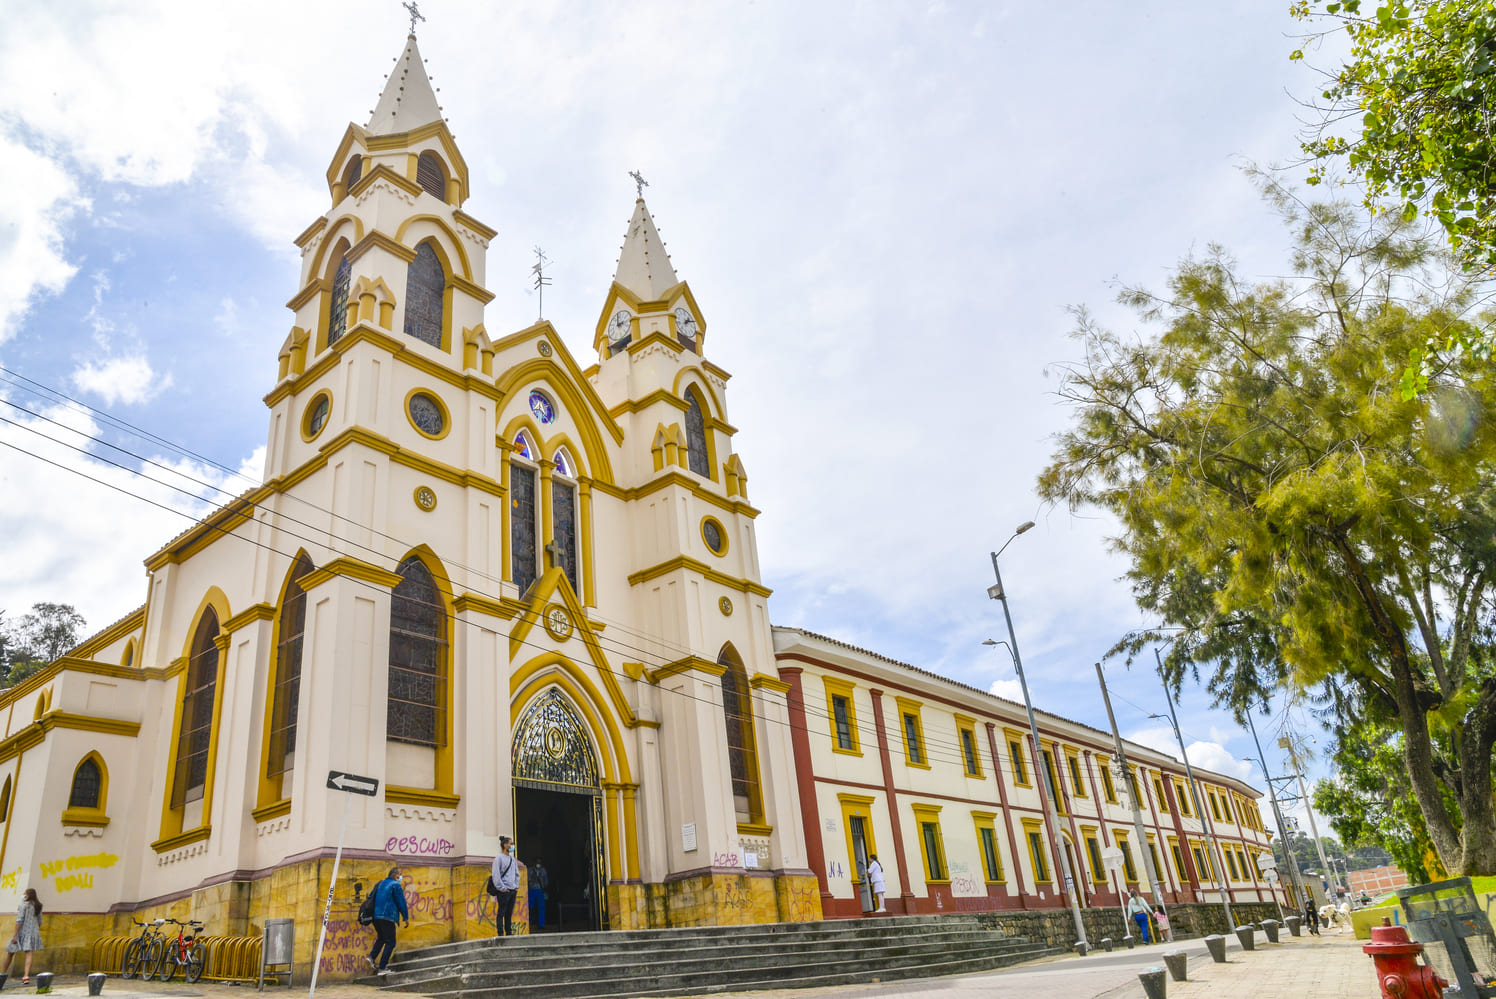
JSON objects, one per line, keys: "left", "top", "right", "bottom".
{"left": 404, "top": 242, "right": 445, "bottom": 347}
{"left": 306, "top": 395, "right": 330, "bottom": 438}
{"left": 552, "top": 479, "right": 578, "bottom": 593}
{"left": 388, "top": 557, "right": 447, "bottom": 747}
{"left": 529, "top": 390, "right": 556, "bottom": 424}
{"left": 69, "top": 757, "right": 101, "bottom": 809}
{"left": 684, "top": 389, "right": 709, "bottom": 476}
{"left": 268, "top": 554, "right": 314, "bottom": 778}
{"left": 328, "top": 254, "right": 352, "bottom": 346}
{"left": 511, "top": 463, "right": 538, "bottom": 595}
{"left": 702, "top": 518, "right": 724, "bottom": 554}
{"left": 172, "top": 610, "right": 219, "bottom": 808}
{"left": 408, "top": 393, "right": 444, "bottom": 435}
{"left": 417, "top": 151, "right": 446, "bottom": 200}
{"left": 719, "top": 646, "right": 761, "bottom": 824}
{"left": 514, "top": 432, "right": 536, "bottom": 460}
{"left": 552, "top": 447, "right": 573, "bottom": 478}
{"left": 342, "top": 156, "right": 363, "bottom": 192}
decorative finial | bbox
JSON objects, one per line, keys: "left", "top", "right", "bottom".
{"left": 403, "top": 1, "right": 425, "bottom": 34}
{"left": 531, "top": 246, "right": 553, "bottom": 319}
{"left": 629, "top": 170, "right": 648, "bottom": 199}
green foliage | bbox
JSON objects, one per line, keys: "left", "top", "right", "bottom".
{"left": 1041, "top": 182, "right": 1496, "bottom": 875}
{"left": 1312, "top": 726, "right": 1437, "bottom": 880}
{"left": 0, "top": 602, "right": 85, "bottom": 687}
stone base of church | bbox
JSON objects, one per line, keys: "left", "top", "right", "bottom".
{"left": 47, "top": 862, "right": 821, "bottom": 979}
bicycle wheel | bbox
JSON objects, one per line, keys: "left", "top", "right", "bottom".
{"left": 154, "top": 943, "right": 178, "bottom": 982}
{"left": 121, "top": 939, "right": 142, "bottom": 979}
{"left": 184, "top": 943, "right": 205, "bottom": 984}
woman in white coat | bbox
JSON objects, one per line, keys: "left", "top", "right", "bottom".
{"left": 867, "top": 854, "right": 887, "bottom": 913}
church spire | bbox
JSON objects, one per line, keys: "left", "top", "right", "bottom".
{"left": 367, "top": 34, "right": 442, "bottom": 136}
{"left": 613, "top": 192, "right": 679, "bottom": 301}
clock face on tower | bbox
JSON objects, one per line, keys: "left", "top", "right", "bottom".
{"left": 674, "top": 307, "right": 698, "bottom": 341}
{"left": 607, "top": 310, "right": 633, "bottom": 343}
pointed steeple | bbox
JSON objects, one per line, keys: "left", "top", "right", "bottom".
{"left": 367, "top": 34, "right": 442, "bottom": 136}
{"left": 614, "top": 198, "right": 679, "bottom": 301}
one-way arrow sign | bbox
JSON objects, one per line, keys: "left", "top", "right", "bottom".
{"left": 326, "top": 770, "right": 379, "bottom": 796}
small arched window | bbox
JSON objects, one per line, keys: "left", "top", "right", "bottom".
{"left": 514, "top": 431, "right": 537, "bottom": 460}
{"left": 172, "top": 609, "right": 220, "bottom": 808}
{"left": 685, "top": 388, "right": 709, "bottom": 477}
{"left": 417, "top": 151, "right": 446, "bottom": 200}
{"left": 719, "top": 645, "right": 762, "bottom": 825}
{"left": 388, "top": 557, "right": 447, "bottom": 747}
{"left": 552, "top": 458, "right": 579, "bottom": 594}
{"left": 404, "top": 243, "right": 445, "bottom": 348}
{"left": 121, "top": 640, "right": 134, "bottom": 669}
{"left": 268, "top": 554, "right": 315, "bottom": 779}
{"left": 69, "top": 757, "right": 102, "bottom": 809}
{"left": 328, "top": 254, "right": 353, "bottom": 346}
{"left": 552, "top": 446, "right": 574, "bottom": 478}
{"left": 342, "top": 156, "right": 363, "bottom": 192}
{"left": 0, "top": 776, "right": 12, "bottom": 822}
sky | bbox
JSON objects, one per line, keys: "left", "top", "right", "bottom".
{"left": 0, "top": 1, "right": 1347, "bottom": 845}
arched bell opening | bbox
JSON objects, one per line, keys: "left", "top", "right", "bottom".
{"left": 511, "top": 687, "right": 607, "bottom": 932}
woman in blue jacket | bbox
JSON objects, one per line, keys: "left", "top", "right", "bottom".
{"left": 366, "top": 867, "right": 410, "bottom": 975}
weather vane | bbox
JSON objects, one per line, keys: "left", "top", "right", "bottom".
{"left": 629, "top": 170, "right": 648, "bottom": 199}
{"left": 403, "top": 1, "right": 425, "bottom": 34}
{"left": 531, "top": 246, "right": 553, "bottom": 319}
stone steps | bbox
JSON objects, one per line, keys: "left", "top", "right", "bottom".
{"left": 364, "top": 915, "right": 1059, "bottom": 997}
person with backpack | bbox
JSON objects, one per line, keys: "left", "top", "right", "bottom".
{"left": 364, "top": 867, "right": 408, "bottom": 975}
{"left": 491, "top": 837, "right": 519, "bottom": 937}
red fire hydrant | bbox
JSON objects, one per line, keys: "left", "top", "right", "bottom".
{"left": 1363, "top": 921, "right": 1449, "bottom": 999}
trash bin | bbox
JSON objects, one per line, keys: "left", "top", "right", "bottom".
{"left": 1395, "top": 877, "right": 1496, "bottom": 999}
{"left": 259, "top": 919, "right": 294, "bottom": 990}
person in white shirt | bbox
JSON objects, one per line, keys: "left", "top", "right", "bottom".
{"left": 867, "top": 855, "right": 887, "bottom": 913}
{"left": 492, "top": 837, "right": 520, "bottom": 937}
{"left": 1126, "top": 889, "right": 1153, "bottom": 943}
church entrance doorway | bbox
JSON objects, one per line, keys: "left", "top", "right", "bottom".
{"left": 511, "top": 687, "right": 607, "bottom": 932}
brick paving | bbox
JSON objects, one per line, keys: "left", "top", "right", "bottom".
{"left": 12, "top": 929, "right": 1382, "bottom": 999}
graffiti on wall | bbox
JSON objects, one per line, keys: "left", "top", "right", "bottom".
{"left": 39, "top": 852, "right": 118, "bottom": 892}
{"left": 384, "top": 836, "right": 456, "bottom": 857}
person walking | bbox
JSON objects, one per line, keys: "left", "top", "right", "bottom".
{"left": 364, "top": 868, "right": 409, "bottom": 976}
{"left": 867, "top": 855, "right": 887, "bottom": 913}
{"left": 527, "top": 858, "right": 549, "bottom": 930}
{"left": 1153, "top": 904, "right": 1173, "bottom": 943}
{"left": 0, "top": 888, "right": 42, "bottom": 986}
{"left": 492, "top": 836, "right": 520, "bottom": 937}
{"left": 1126, "top": 889, "right": 1153, "bottom": 943}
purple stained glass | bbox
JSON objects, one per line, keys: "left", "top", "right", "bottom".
{"left": 529, "top": 390, "right": 556, "bottom": 425}
{"left": 514, "top": 433, "right": 535, "bottom": 460}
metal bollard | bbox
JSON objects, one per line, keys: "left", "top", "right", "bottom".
{"left": 1125, "top": 934, "right": 1136, "bottom": 949}
{"left": 1073, "top": 941, "right": 1091, "bottom": 956}
{"left": 1100, "top": 937, "right": 1113, "bottom": 952}
{"left": 1204, "top": 934, "right": 1228, "bottom": 963}
{"left": 1138, "top": 966, "right": 1167, "bottom": 999}
{"left": 1234, "top": 925, "right": 1256, "bottom": 951}
{"left": 1261, "top": 919, "right": 1280, "bottom": 943}
{"left": 1285, "top": 915, "right": 1302, "bottom": 937}
{"left": 33, "top": 973, "right": 52, "bottom": 995}
{"left": 1163, "top": 950, "right": 1188, "bottom": 981}
{"left": 86, "top": 974, "right": 105, "bottom": 997}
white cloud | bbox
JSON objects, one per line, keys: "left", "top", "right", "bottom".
{"left": 989, "top": 678, "right": 1024, "bottom": 703}
{"left": 71, "top": 355, "right": 171, "bottom": 406}
{"left": 0, "top": 137, "right": 83, "bottom": 342}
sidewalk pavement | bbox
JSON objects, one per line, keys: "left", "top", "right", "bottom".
{"left": 706, "top": 927, "right": 1380, "bottom": 999}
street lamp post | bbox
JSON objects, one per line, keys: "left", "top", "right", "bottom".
{"left": 987, "top": 522, "right": 1090, "bottom": 953}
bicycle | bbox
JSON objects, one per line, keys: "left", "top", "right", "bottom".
{"left": 152, "top": 918, "right": 205, "bottom": 983}
{"left": 119, "top": 918, "right": 166, "bottom": 980}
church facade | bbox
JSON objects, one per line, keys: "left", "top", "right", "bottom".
{"left": 1, "top": 33, "right": 1274, "bottom": 978}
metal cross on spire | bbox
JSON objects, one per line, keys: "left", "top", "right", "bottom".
{"left": 629, "top": 170, "right": 648, "bottom": 199}
{"left": 403, "top": 1, "right": 425, "bottom": 34}
{"left": 531, "top": 246, "right": 553, "bottom": 319}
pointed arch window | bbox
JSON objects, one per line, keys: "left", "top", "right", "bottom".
{"left": 718, "top": 645, "right": 763, "bottom": 825}
{"left": 268, "top": 554, "right": 314, "bottom": 779}
{"left": 388, "top": 557, "right": 447, "bottom": 747}
{"left": 552, "top": 452, "right": 579, "bottom": 594}
{"left": 417, "top": 151, "right": 446, "bottom": 201}
{"left": 69, "top": 757, "right": 102, "bottom": 809}
{"left": 403, "top": 243, "right": 445, "bottom": 348}
{"left": 0, "top": 776, "right": 10, "bottom": 822}
{"left": 342, "top": 156, "right": 363, "bottom": 192}
{"left": 510, "top": 439, "right": 539, "bottom": 595}
{"left": 684, "top": 388, "right": 709, "bottom": 477}
{"left": 328, "top": 254, "right": 352, "bottom": 346}
{"left": 172, "top": 610, "right": 220, "bottom": 808}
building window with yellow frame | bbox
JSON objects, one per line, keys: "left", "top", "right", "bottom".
{"left": 1225, "top": 848, "right": 1240, "bottom": 881}
{"left": 1005, "top": 729, "right": 1030, "bottom": 787}
{"left": 1152, "top": 775, "right": 1171, "bottom": 814}
{"left": 837, "top": 794, "right": 878, "bottom": 886}
{"left": 1041, "top": 748, "right": 1067, "bottom": 815}
{"left": 1114, "top": 832, "right": 1138, "bottom": 882}
{"left": 895, "top": 697, "right": 928, "bottom": 768}
{"left": 1176, "top": 779, "right": 1194, "bottom": 817}
{"left": 972, "top": 812, "right": 1005, "bottom": 883}
{"left": 912, "top": 804, "right": 948, "bottom": 884}
{"left": 1098, "top": 756, "right": 1118, "bottom": 803}
{"left": 1022, "top": 819, "right": 1052, "bottom": 884}
{"left": 1147, "top": 837, "right": 1167, "bottom": 888}
{"left": 1066, "top": 751, "right": 1086, "bottom": 798}
{"left": 1084, "top": 830, "right": 1106, "bottom": 881}
{"left": 63, "top": 753, "right": 108, "bottom": 827}
{"left": 822, "top": 676, "right": 861, "bottom": 755}
{"left": 955, "top": 714, "right": 982, "bottom": 778}
{"left": 1170, "top": 837, "right": 1188, "bottom": 884}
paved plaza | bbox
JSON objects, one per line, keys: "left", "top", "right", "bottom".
{"left": 11, "top": 927, "right": 1381, "bottom": 999}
